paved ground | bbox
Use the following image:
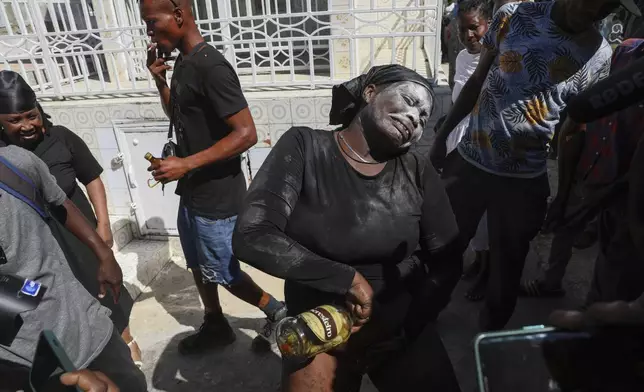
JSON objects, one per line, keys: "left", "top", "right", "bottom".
{"left": 128, "top": 162, "right": 597, "bottom": 392}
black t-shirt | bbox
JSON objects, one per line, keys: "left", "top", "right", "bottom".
{"left": 33, "top": 125, "right": 103, "bottom": 222}
{"left": 233, "top": 127, "right": 459, "bottom": 313}
{"left": 170, "top": 42, "right": 248, "bottom": 219}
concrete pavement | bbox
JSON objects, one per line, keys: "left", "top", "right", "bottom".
{"left": 126, "top": 234, "right": 596, "bottom": 392}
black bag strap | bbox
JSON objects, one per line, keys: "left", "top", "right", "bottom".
{"left": 167, "top": 100, "right": 175, "bottom": 141}
{"left": 0, "top": 156, "right": 49, "bottom": 219}
{"left": 167, "top": 41, "right": 210, "bottom": 142}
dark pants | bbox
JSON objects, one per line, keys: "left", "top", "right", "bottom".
{"left": 586, "top": 195, "right": 644, "bottom": 305}
{"left": 0, "top": 330, "right": 146, "bottom": 392}
{"left": 442, "top": 153, "right": 550, "bottom": 330}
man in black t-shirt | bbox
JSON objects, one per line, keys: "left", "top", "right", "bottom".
{"left": 140, "top": 0, "right": 286, "bottom": 355}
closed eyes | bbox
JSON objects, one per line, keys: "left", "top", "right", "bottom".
{"left": 401, "top": 93, "right": 429, "bottom": 128}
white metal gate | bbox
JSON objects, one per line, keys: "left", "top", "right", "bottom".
{"left": 1, "top": 0, "right": 443, "bottom": 97}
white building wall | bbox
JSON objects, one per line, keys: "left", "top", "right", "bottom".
{"left": 40, "top": 85, "right": 451, "bottom": 246}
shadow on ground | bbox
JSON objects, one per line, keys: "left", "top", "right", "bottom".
{"left": 151, "top": 319, "right": 282, "bottom": 392}
{"left": 132, "top": 260, "right": 284, "bottom": 391}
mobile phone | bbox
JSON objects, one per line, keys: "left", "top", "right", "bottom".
{"left": 29, "top": 330, "right": 81, "bottom": 392}
{"left": 157, "top": 48, "right": 176, "bottom": 62}
{"left": 475, "top": 325, "right": 644, "bottom": 392}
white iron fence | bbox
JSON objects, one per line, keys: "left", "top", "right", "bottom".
{"left": 0, "top": 0, "right": 442, "bottom": 99}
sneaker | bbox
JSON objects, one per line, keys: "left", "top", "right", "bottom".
{"left": 251, "top": 303, "right": 288, "bottom": 352}
{"left": 178, "top": 313, "right": 236, "bottom": 355}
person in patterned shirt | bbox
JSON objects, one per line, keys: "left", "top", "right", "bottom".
{"left": 430, "top": 0, "right": 641, "bottom": 331}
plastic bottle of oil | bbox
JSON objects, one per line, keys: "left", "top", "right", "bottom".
{"left": 276, "top": 305, "right": 353, "bottom": 359}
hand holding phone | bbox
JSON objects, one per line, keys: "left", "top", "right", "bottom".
{"left": 60, "top": 370, "right": 120, "bottom": 392}
{"left": 475, "top": 325, "right": 644, "bottom": 392}
{"left": 30, "top": 330, "right": 82, "bottom": 392}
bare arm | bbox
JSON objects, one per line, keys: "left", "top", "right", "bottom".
{"left": 85, "top": 177, "right": 113, "bottom": 248}
{"left": 157, "top": 82, "right": 171, "bottom": 118}
{"left": 62, "top": 199, "right": 122, "bottom": 300}
{"left": 435, "top": 46, "right": 497, "bottom": 144}
{"left": 31, "top": 150, "right": 122, "bottom": 300}
{"left": 150, "top": 108, "right": 258, "bottom": 182}
{"left": 184, "top": 108, "right": 257, "bottom": 170}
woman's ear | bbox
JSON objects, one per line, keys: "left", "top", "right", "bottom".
{"left": 363, "top": 84, "right": 378, "bottom": 103}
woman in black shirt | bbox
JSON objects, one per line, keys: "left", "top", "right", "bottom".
{"left": 234, "top": 65, "right": 462, "bottom": 391}
{"left": 0, "top": 71, "right": 140, "bottom": 367}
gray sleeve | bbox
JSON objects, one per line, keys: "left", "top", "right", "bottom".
{"left": 30, "top": 153, "right": 67, "bottom": 206}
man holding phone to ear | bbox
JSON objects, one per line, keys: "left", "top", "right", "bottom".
{"left": 141, "top": 0, "right": 287, "bottom": 355}
{"left": 0, "top": 143, "right": 146, "bottom": 390}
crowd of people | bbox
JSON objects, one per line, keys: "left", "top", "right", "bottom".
{"left": 0, "top": 0, "right": 643, "bottom": 390}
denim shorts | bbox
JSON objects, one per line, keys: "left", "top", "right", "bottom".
{"left": 177, "top": 204, "right": 241, "bottom": 285}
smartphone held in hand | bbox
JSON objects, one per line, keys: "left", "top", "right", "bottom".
{"left": 475, "top": 325, "right": 644, "bottom": 392}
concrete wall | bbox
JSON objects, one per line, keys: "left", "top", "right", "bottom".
{"left": 41, "top": 85, "right": 451, "bottom": 246}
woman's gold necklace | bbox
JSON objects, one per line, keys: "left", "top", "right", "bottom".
{"left": 337, "top": 132, "right": 380, "bottom": 165}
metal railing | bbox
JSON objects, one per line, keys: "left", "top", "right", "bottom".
{"left": 0, "top": 0, "right": 442, "bottom": 99}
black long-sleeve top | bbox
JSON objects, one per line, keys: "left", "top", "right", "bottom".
{"left": 233, "top": 127, "right": 460, "bottom": 313}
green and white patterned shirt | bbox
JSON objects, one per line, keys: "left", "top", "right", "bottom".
{"left": 458, "top": 1, "right": 612, "bottom": 178}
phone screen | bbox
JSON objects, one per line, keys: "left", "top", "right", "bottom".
{"left": 477, "top": 330, "right": 590, "bottom": 392}
{"left": 30, "top": 331, "right": 79, "bottom": 392}
{"left": 477, "top": 328, "right": 644, "bottom": 392}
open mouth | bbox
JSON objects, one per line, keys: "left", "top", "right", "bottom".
{"left": 390, "top": 115, "right": 414, "bottom": 142}
{"left": 20, "top": 129, "right": 38, "bottom": 140}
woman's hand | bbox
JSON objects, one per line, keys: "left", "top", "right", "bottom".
{"left": 96, "top": 249, "right": 123, "bottom": 303}
{"left": 60, "top": 370, "right": 120, "bottom": 392}
{"left": 96, "top": 222, "right": 114, "bottom": 248}
{"left": 346, "top": 272, "right": 374, "bottom": 333}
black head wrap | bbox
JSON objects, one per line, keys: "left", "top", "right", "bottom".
{"left": 329, "top": 64, "right": 435, "bottom": 127}
{"left": 0, "top": 71, "right": 38, "bottom": 115}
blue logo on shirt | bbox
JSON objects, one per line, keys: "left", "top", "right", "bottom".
{"left": 21, "top": 279, "right": 42, "bottom": 297}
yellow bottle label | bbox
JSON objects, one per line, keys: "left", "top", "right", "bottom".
{"left": 298, "top": 305, "right": 345, "bottom": 343}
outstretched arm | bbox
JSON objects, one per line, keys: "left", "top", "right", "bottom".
{"left": 33, "top": 153, "right": 122, "bottom": 301}
{"left": 232, "top": 128, "right": 356, "bottom": 294}
{"left": 150, "top": 64, "right": 258, "bottom": 183}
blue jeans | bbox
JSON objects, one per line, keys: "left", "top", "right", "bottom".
{"left": 177, "top": 204, "right": 241, "bottom": 285}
